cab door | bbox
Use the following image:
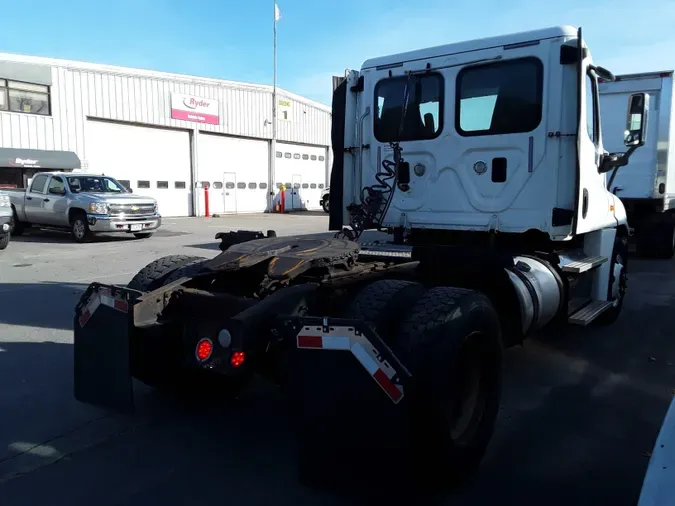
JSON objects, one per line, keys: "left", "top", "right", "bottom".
{"left": 574, "top": 27, "right": 614, "bottom": 234}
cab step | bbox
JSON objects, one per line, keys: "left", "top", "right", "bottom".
{"left": 568, "top": 300, "right": 614, "bottom": 326}
{"left": 561, "top": 255, "right": 607, "bottom": 274}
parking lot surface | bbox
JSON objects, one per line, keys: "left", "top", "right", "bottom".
{"left": 1, "top": 213, "right": 674, "bottom": 506}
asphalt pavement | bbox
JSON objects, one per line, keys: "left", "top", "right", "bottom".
{"left": 0, "top": 213, "right": 673, "bottom": 506}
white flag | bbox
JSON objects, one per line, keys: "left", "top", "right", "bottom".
{"left": 275, "top": 3, "right": 281, "bottom": 21}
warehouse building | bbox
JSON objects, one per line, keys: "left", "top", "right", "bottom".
{"left": 0, "top": 53, "right": 332, "bottom": 216}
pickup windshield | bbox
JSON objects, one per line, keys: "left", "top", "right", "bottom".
{"left": 66, "top": 176, "right": 127, "bottom": 194}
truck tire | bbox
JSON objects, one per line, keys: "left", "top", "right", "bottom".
{"left": 10, "top": 209, "right": 26, "bottom": 236}
{"left": 0, "top": 234, "right": 9, "bottom": 250}
{"left": 343, "top": 279, "right": 426, "bottom": 345}
{"left": 70, "top": 213, "right": 92, "bottom": 243}
{"left": 161, "top": 258, "right": 210, "bottom": 285}
{"left": 127, "top": 255, "right": 205, "bottom": 292}
{"left": 595, "top": 234, "right": 628, "bottom": 325}
{"left": 322, "top": 197, "right": 329, "bottom": 213}
{"left": 395, "top": 286, "right": 503, "bottom": 491}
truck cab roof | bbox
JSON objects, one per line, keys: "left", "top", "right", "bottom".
{"left": 361, "top": 25, "right": 578, "bottom": 70}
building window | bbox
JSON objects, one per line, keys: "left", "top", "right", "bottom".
{"left": 260, "top": 182, "right": 268, "bottom": 189}
{"left": 3, "top": 80, "right": 51, "bottom": 116}
{"left": 310, "top": 183, "right": 317, "bottom": 189}
{"left": 293, "top": 182, "right": 301, "bottom": 189}
{"left": 276, "top": 151, "right": 283, "bottom": 158}
{"left": 225, "top": 182, "right": 235, "bottom": 189}
{"left": 284, "top": 152, "right": 291, "bottom": 159}
{"left": 302, "top": 154, "right": 309, "bottom": 160}
{"left": 301, "top": 183, "right": 309, "bottom": 189}
{"left": 276, "top": 182, "right": 282, "bottom": 189}
{"left": 157, "top": 181, "right": 169, "bottom": 189}
{"left": 248, "top": 182, "right": 257, "bottom": 189}
{"left": 319, "top": 156, "right": 325, "bottom": 161}
{"left": 318, "top": 184, "right": 324, "bottom": 189}
{"left": 137, "top": 180, "right": 150, "bottom": 188}
{"left": 213, "top": 181, "right": 223, "bottom": 189}
{"left": 375, "top": 73, "right": 443, "bottom": 142}
{"left": 293, "top": 153, "right": 301, "bottom": 160}
{"left": 311, "top": 155, "right": 317, "bottom": 161}
{"left": 175, "top": 181, "right": 186, "bottom": 189}
{"left": 237, "top": 182, "right": 246, "bottom": 189}
{"left": 118, "top": 179, "right": 131, "bottom": 190}
{"left": 456, "top": 58, "right": 543, "bottom": 136}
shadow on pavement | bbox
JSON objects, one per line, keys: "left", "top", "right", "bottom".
{"left": 0, "top": 282, "right": 90, "bottom": 330}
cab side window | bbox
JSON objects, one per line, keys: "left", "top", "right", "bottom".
{"left": 586, "top": 72, "right": 598, "bottom": 145}
{"left": 48, "top": 176, "right": 66, "bottom": 194}
{"left": 30, "top": 174, "right": 49, "bottom": 194}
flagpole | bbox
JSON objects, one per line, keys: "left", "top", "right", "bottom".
{"left": 270, "top": 1, "right": 278, "bottom": 212}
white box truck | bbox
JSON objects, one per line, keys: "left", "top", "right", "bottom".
{"left": 599, "top": 71, "right": 675, "bottom": 257}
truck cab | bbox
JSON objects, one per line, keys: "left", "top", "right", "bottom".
{"left": 331, "top": 26, "right": 644, "bottom": 247}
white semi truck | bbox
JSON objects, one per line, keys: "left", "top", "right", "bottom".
{"left": 73, "top": 26, "right": 647, "bottom": 494}
{"left": 599, "top": 71, "right": 675, "bottom": 257}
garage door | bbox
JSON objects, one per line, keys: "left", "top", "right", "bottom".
{"left": 197, "top": 133, "right": 270, "bottom": 215}
{"left": 274, "top": 143, "right": 327, "bottom": 211}
{"left": 85, "top": 120, "right": 193, "bottom": 217}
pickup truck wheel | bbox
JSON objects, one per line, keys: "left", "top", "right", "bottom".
{"left": 71, "top": 214, "right": 91, "bottom": 243}
{"left": 0, "top": 234, "right": 9, "bottom": 250}
{"left": 395, "top": 286, "right": 503, "bottom": 492}
{"left": 322, "top": 198, "right": 329, "bottom": 213}
{"left": 133, "top": 232, "right": 154, "bottom": 239}
{"left": 10, "top": 211, "right": 25, "bottom": 236}
{"left": 127, "top": 254, "right": 205, "bottom": 292}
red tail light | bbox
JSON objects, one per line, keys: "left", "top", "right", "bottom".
{"left": 196, "top": 338, "right": 213, "bottom": 362}
{"left": 230, "top": 351, "right": 245, "bottom": 368}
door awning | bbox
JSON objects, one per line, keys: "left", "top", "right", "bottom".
{"left": 0, "top": 148, "right": 81, "bottom": 170}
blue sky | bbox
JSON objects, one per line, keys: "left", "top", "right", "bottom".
{"left": 0, "top": 0, "right": 672, "bottom": 105}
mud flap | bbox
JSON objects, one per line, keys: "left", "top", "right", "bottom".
{"left": 73, "top": 283, "right": 140, "bottom": 413}
{"left": 282, "top": 317, "right": 413, "bottom": 495}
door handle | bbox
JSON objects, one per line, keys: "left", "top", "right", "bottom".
{"left": 26, "top": 196, "right": 32, "bottom": 200}
{"left": 44, "top": 198, "right": 50, "bottom": 202}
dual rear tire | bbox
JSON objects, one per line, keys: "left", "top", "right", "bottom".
{"left": 300, "top": 279, "right": 503, "bottom": 494}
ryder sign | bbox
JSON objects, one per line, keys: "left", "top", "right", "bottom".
{"left": 171, "top": 92, "right": 219, "bottom": 125}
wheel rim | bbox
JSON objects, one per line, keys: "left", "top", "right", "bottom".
{"left": 73, "top": 220, "right": 85, "bottom": 239}
{"left": 448, "top": 331, "right": 495, "bottom": 445}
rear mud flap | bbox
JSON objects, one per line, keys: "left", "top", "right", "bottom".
{"left": 73, "top": 283, "right": 140, "bottom": 413}
{"left": 283, "top": 317, "right": 413, "bottom": 494}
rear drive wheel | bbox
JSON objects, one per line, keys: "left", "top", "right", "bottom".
{"left": 0, "top": 234, "right": 9, "bottom": 250}
{"left": 127, "top": 254, "right": 205, "bottom": 292}
{"left": 396, "top": 286, "right": 503, "bottom": 492}
{"left": 71, "top": 213, "right": 91, "bottom": 243}
{"left": 343, "top": 279, "right": 425, "bottom": 344}
{"left": 134, "top": 232, "right": 154, "bottom": 239}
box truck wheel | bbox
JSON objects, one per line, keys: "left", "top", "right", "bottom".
{"left": 396, "top": 286, "right": 503, "bottom": 491}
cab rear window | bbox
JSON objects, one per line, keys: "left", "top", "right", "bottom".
{"left": 374, "top": 73, "right": 443, "bottom": 142}
{"left": 456, "top": 57, "right": 543, "bottom": 136}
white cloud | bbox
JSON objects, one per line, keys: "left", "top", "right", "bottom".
{"left": 289, "top": 0, "right": 675, "bottom": 105}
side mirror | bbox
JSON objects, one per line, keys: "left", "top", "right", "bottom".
{"left": 624, "top": 92, "right": 649, "bottom": 147}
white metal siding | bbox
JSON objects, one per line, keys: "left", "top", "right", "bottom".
{"left": 0, "top": 54, "right": 332, "bottom": 161}
{"left": 85, "top": 120, "right": 193, "bottom": 217}
{"left": 197, "top": 133, "right": 269, "bottom": 215}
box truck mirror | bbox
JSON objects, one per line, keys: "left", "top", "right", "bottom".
{"left": 624, "top": 92, "right": 649, "bottom": 147}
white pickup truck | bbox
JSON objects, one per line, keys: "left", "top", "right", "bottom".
{"left": 8, "top": 172, "right": 162, "bottom": 243}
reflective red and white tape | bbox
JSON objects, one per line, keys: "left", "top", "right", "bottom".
{"left": 296, "top": 326, "right": 404, "bottom": 404}
{"left": 78, "top": 287, "right": 129, "bottom": 328}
